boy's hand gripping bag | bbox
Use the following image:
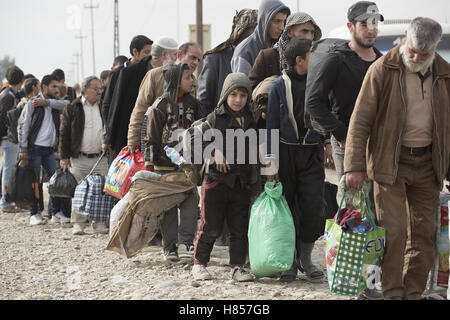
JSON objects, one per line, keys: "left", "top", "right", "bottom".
{"left": 248, "top": 181, "right": 296, "bottom": 278}
{"left": 324, "top": 177, "right": 385, "bottom": 297}
{"left": 103, "top": 147, "right": 151, "bottom": 199}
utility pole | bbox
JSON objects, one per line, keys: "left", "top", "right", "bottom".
{"left": 73, "top": 53, "right": 81, "bottom": 84}
{"left": 196, "top": 0, "right": 203, "bottom": 73}
{"left": 114, "top": 0, "right": 120, "bottom": 58}
{"left": 75, "top": 30, "right": 87, "bottom": 80}
{"left": 85, "top": 0, "right": 99, "bottom": 75}
{"left": 177, "top": 0, "right": 180, "bottom": 43}
{"left": 69, "top": 60, "right": 77, "bottom": 85}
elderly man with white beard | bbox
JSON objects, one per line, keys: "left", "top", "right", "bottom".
{"left": 344, "top": 17, "right": 450, "bottom": 300}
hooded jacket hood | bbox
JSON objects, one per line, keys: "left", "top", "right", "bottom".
{"left": 217, "top": 72, "right": 252, "bottom": 110}
{"left": 231, "top": 0, "right": 290, "bottom": 75}
{"left": 162, "top": 63, "right": 189, "bottom": 102}
{"left": 274, "top": 12, "right": 322, "bottom": 70}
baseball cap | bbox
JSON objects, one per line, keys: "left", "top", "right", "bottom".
{"left": 348, "top": 1, "right": 384, "bottom": 22}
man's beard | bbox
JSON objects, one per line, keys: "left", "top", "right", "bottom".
{"left": 400, "top": 44, "right": 435, "bottom": 73}
{"left": 354, "top": 32, "right": 375, "bottom": 49}
{"left": 162, "top": 57, "right": 176, "bottom": 67}
{"left": 45, "top": 92, "right": 55, "bottom": 99}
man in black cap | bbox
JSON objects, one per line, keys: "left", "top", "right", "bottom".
{"left": 304, "top": 1, "right": 384, "bottom": 299}
{"left": 306, "top": 1, "right": 383, "bottom": 199}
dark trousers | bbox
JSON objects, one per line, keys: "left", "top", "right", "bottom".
{"left": 28, "top": 146, "right": 58, "bottom": 216}
{"left": 54, "top": 156, "right": 72, "bottom": 218}
{"left": 278, "top": 143, "right": 325, "bottom": 247}
{"left": 194, "top": 177, "right": 251, "bottom": 266}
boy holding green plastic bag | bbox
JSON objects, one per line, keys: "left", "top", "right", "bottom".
{"left": 265, "top": 38, "right": 325, "bottom": 282}
{"left": 191, "top": 72, "right": 258, "bottom": 282}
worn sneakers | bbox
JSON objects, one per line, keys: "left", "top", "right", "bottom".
{"left": 30, "top": 213, "right": 44, "bottom": 226}
{"left": 192, "top": 264, "right": 212, "bottom": 281}
{"left": 92, "top": 221, "right": 109, "bottom": 234}
{"left": 51, "top": 212, "right": 71, "bottom": 224}
{"left": 231, "top": 266, "right": 254, "bottom": 282}
{"left": 179, "top": 244, "right": 195, "bottom": 259}
{"left": 163, "top": 247, "right": 180, "bottom": 262}
{"left": 72, "top": 223, "right": 85, "bottom": 235}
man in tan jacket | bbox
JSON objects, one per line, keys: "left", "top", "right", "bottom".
{"left": 344, "top": 17, "right": 450, "bottom": 300}
{"left": 126, "top": 42, "right": 202, "bottom": 154}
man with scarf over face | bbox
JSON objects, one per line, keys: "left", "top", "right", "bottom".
{"left": 197, "top": 8, "right": 258, "bottom": 118}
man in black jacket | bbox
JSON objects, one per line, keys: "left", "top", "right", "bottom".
{"left": 305, "top": 1, "right": 383, "bottom": 191}
{"left": 105, "top": 54, "right": 155, "bottom": 161}
{"left": 304, "top": 0, "right": 384, "bottom": 299}
{"left": 101, "top": 35, "right": 153, "bottom": 138}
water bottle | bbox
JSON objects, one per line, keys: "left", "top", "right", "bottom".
{"left": 353, "top": 217, "right": 374, "bottom": 234}
{"left": 164, "top": 146, "right": 186, "bottom": 166}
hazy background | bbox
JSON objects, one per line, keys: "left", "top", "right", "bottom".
{"left": 1, "top": 0, "right": 449, "bottom": 84}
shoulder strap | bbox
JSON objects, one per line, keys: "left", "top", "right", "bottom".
{"left": 205, "top": 111, "right": 217, "bottom": 128}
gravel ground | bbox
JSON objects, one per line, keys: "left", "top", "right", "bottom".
{"left": 0, "top": 167, "right": 352, "bottom": 301}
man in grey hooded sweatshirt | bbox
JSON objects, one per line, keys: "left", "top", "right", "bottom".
{"left": 231, "top": 0, "right": 290, "bottom": 75}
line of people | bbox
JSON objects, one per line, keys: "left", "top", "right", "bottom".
{"left": 0, "top": 0, "right": 448, "bottom": 300}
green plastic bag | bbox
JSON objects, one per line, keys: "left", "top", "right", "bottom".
{"left": 248, "top": 181, "right": 296, "bottom": 278}
{"left": 324, "top": 178, "right": 385, "bottom": 297}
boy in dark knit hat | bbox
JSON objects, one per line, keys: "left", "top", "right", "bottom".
{"left": 192, "top": 73, "right": 258, "bottom": 282}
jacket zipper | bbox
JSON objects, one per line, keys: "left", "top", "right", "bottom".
{"left": 431, "top": 76, "right": 442, "bottom": 184}
{"left": 394, "top": 67, "right": 407, "bottom": 181}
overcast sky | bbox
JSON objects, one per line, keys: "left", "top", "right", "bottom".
{"left": 1, "top": 0, "right": 449, "bottom": 84}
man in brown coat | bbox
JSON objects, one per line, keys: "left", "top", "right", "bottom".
{"left": 344, "top": 17, "right": 450, "bottom": 300}
{"left": 60, "top": 76, "right": 110, "bottom": 235}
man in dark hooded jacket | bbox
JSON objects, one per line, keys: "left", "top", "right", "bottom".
{"left": 197, "top": 8, "right": 258, "bottom": 118}
{"left": 231, "top": 0, "right": 290, "bottom": 75}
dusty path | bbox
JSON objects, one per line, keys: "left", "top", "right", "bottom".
{"left": 0, "top": 166, "right": 352, "bottom": 300}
